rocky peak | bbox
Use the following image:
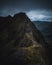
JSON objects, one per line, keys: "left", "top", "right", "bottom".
{"left": 0, "top": 12, "right": 47, "bottom": 65}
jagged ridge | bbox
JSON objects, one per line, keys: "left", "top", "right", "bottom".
{"left": 0, "top": 12, "right": 47, "bottom": 65}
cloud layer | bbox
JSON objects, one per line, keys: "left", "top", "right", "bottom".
{"left": 26, "top": 10, "right": 52, "bottom": 21}
{"left": 0, "top": 0, "right": 52, "bottom": 21}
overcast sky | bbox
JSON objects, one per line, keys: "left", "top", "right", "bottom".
{"left": 0, "top": 0, "right": 52, "bottom": 21}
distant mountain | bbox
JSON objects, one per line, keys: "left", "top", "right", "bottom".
{"left": 0, "top": 13, "right": 48, "bottom": 65}
{"left": 33, "top": 21, "right": 52, "bottom": 45}
{"left": 33, "top": 21, "right": 52, "bottom": 65}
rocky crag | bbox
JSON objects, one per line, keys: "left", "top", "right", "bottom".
{"left": 0, "top": 12, "right": 47, "bottom": 65}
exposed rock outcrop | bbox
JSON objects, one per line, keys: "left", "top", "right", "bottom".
{"left": 0, "top": 12, "right": 47, "bottom": 65}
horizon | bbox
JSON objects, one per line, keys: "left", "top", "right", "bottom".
{"left": 0, "top": 0, "right": 52, "bottom": 22}
{"left": 0, "top": 11, "right": 52, "bottom": 22}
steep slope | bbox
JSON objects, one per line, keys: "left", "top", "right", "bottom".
{"left": 0, "top": 13, "right": 47, "bottom": 65}
{"left": 33, "top": 21, "right": 52, "bottom": 45}
{"left": 33, "top": 21, "right": 52, "bottom": 65}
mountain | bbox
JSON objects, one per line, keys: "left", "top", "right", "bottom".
{"left": 33, "top": 21, "right": 52, "bottom": 65}
{"left": 0, "top": 12, "right": 48, "bottom": 65}
{"left": 33, "top": 21, "right": 52, "bottom": 45}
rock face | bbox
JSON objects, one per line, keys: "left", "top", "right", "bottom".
{"left": 0, "top": 12, "right": 47, "bottom": 65}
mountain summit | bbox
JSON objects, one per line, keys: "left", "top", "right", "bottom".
{"left": 0, "top": 12, "right": 47, "bottom": 65}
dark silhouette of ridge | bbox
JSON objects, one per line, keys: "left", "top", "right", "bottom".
{"left": 0, "top": 12, "right": 48, "bottom": 65}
